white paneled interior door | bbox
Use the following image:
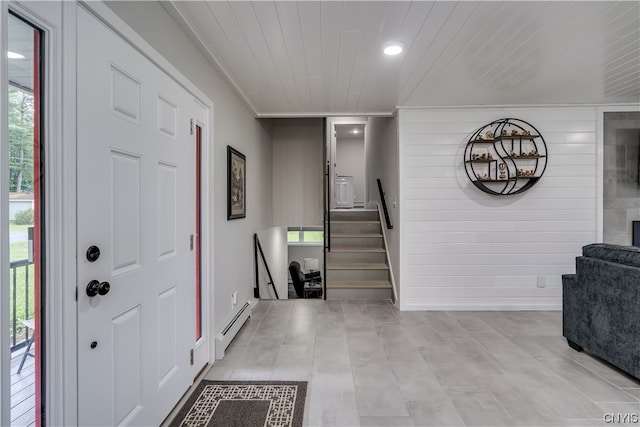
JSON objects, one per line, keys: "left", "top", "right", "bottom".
{"left": 76, "top": 7, "right": 198, "bottom": 426}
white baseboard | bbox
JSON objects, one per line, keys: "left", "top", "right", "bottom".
{"left": 214, "top": 300, "right": 253, "bottom": 360}
{"left": 400, "top": 303, "right": 562, "bottom": 311}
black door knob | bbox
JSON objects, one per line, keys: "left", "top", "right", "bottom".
{"left": 86, "top": 280, "right": 110, "bottom": 297}
{"left": 86, "top": 246, "right": 101, "bottom": 262}
{"left": 98, "top": 281, "right": 110, "bottom": 296}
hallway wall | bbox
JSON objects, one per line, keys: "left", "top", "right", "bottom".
{"left": 256, "top": 227, "right": 288, "bottom": 300}
{"left": 106, "top": 1, "right": 274, "bottom": 334}
{"left": 367, "top": 116, "right": 400, "bottom": 299}
{"left": 272, "top": 118, "right": 323, "bottom": 226}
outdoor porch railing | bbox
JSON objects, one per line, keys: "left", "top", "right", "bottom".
{"left": 10, "top": 258, "right": 33, "bottom": 352}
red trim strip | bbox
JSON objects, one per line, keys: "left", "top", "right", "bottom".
{"left": 195, "top": 126, "right": 202, "bottom": 340}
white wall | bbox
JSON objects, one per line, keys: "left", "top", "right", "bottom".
{"left": 399, "top": 107, "right": 598, "bottom": 310}
{"left": 367, "top": 116, "right": 400, "bottom": 297}
{"left": 256, "top": 227, "right": 288, "bottom": 300}
{"left": 105, "top": 1, "right": 274, "bottom": 330}
{"left": 336, "top": 136, "right": 365, "bottom": 206}
{"left": 272, "top": 118, "right": 323, "bottom": 226}
{"left": 288, "top": 245, "right": 324, "bottom": 274}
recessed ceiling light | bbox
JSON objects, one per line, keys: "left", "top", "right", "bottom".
{"left": 7, "top": 51, "right": 25, "bottom": 59}
{"left": 352, "top": 129, "right": 359, "bottom": 134}
{"left": 383, "top": 41, "right": 405, "bottom": 56}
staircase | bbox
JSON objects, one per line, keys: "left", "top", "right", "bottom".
{"left": 325, "top": 209, "right": 393, "bottom": 300}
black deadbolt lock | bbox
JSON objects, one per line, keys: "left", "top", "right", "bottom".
{"left": 86, "top": 246, "right": 101, "bottom": 262}
{"left": 90, "top": 341, "right": 98, "bottom": 349}
{"left": 86, "top": 280, "right": 110, "bottom": 297}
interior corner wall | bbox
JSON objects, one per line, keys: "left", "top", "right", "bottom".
{"left": 366, "top": 116, "right": 400, "bottom": 298}
{"left": 272, "top": 118, "right": 323, "bottom": 226}
{"left": 398, "top": 107, "right": 598, "bottom": 310}
{"left": 105, "top": 1, "right": 274, "bottom": 331}
{"left": 256, "top": 226, "right": 288, "bottom": 299}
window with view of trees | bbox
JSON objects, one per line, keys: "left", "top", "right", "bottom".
{"left": 9, "top": 86, "right": 34, "bottom": 193}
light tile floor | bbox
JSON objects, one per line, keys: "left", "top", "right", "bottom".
{"left": 191, "top": 299, "right": 640, "bottom": 426}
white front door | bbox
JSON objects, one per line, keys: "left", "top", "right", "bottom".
{"left": 76, "top": 7, "right": 198, "bottom": 426}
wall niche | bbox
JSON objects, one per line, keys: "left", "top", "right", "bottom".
{"left": 603, "top": 112, "right": 640, "bottom": 245}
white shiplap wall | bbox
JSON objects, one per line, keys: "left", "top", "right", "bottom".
{"left": 399, "top": 107, "right": 598, "bottom": 311}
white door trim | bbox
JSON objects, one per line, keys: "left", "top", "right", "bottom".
{"left": 1, "top": 2, "right": 71, "bottom": 425}
{"left": 60, "top": 3, "right": 79, "bottom": 424}
{"left": 193, "top": 114, "right": 213, "bottom": 368}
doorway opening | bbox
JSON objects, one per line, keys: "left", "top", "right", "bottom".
{"left": 7, "top": 11, "right": 44, "bottom": 427}
{"left": 333, "top": 124, "right": 366, "bottom": 209}
{"left": 327, "top": 118, "right": 369, "bottom": 210}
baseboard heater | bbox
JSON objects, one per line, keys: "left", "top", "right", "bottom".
{"left": 215, "top": 300, "right": 252, "bottom": 360}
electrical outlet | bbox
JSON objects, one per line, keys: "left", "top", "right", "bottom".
{"left": 536, "top": 276, "right": 546, "bottom": 288}
{"left": 232, "top": 291, "right": 238, "bottom": 305}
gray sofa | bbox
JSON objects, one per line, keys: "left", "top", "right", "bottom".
{"left": 562, "top": 243, "right": 640, "bottom": 379}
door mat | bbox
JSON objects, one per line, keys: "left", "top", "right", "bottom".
{"left": 169, "top": 380, "right": 307, "bottom": 427}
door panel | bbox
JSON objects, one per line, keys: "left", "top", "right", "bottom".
{"left": 111, "top": 151, "right": 142, "bottom": 274}
{"left": 77, "top": 8, "right": 197, "bottom": 426}
{"left": 112, "top": 305, "right": 142, "bottom": 424}
{"left": 157, "top": 286, "right": 178, "bottom": 386}
{"left": 157, "top": 163, "right": 177, "bottom": 259}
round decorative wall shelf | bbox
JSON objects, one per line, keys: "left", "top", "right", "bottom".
{"left": 464, "top": 118, "right": 548, "bottom": 195}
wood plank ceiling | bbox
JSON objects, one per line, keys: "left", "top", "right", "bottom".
{"left": 165, "top": 1, "right": 640, "bottom": 117}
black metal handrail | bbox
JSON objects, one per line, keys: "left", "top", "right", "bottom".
{"left": 325, "top": 164, "right": 331, "bottom": 252}
{"left": 377, "top": 179, "right": 393, "bottom": 230}
{"left": 253, "top": 234, "right": 279, "bottom": 299}
{"left": 11, "top": 258, "right": 33, "bottom": 351}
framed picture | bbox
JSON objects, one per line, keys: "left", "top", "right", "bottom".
{"left": 227, "top": 146, "right": 246, "bottom": 220}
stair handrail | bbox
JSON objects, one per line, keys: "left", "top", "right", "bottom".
{"left": 253, "top": 234, "right": 279, "bottom": 299}
{"left": 377, "top": 178, "right": 393, "bottom": 230}
{"left": 376, "top": 201, "right": 399, "bottom": 305}
{"left": 325, "top": 163, "right": 331, "bottom": 252}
